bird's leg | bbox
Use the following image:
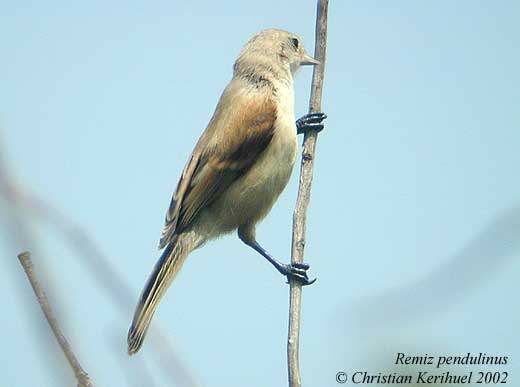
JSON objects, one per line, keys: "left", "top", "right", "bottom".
{"left": 249, "top": 240, "right": 316, "bottom": 285}
{"left": 238, "top": 227, "right": 316, "bottom": 285}
{"left": 296, "top": 112, "right": 327, "bottom": 135}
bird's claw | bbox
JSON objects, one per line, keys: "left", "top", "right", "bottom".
{"left": 296, "top": 112, "right": 327, "bottom": 134}
{"left": 282, "top": 262, "right": 316, "bottom": 286}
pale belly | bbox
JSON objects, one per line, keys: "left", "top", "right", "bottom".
{"left": 198, "top": 124, "right": 298, "bottom": 236}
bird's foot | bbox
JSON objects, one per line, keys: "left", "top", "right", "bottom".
{"left": 296, "top": 112, "right": 327, "bottom": 134}
{"left": 280, "top": 262, "right": 316, "bottom": 286}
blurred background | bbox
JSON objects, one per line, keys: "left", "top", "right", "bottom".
{"left": 1, "top": 1, "right": 519, "bottom": 386}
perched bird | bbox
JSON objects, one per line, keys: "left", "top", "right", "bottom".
{"left": 128, "top": 28, "right": 326, "bottom": 354}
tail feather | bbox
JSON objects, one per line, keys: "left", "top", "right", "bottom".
{"left": 128, "top": 240, "right": 181, "bottom": 355}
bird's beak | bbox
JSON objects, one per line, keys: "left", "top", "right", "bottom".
{"left": 300, "top": 53, "right": 320, "bottom": 66}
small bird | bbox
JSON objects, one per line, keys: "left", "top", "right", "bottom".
{"left": 128, "top": 28, "right": 326, "bottom": 354}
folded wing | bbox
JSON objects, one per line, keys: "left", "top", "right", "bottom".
{"left": 159, "top": 82, "right": 277, "bottom": 249}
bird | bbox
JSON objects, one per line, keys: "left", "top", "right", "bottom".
{"left": 127, "top": 28, "right": 327, "bottom": 354}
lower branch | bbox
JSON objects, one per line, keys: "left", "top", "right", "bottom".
{"left": 17, "top": 251, "right": 95, "bottom": 387}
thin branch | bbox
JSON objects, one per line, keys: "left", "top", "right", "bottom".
{"left": 0, "top": 133, "right": 199, "bottom": 387}
{"left": 17, "top": 251, "right": 95, "bottom": 387}
{"left": 12, "top": 186, "right": 199, "bottom": 387}
{"left": 0, "top": 140, "right": 73, "bottom": 386}
{"left": 287, "top": 1, "right": 329, "bottom": 387}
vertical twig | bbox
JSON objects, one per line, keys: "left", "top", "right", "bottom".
{"left": 17, "top": 251, "right": 95, "bottom": 387}
{"left": 287, "top": 1, "right": 329, "bottom": 387}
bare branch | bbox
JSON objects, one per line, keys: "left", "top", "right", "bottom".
{"left": 0, "top": 133, "right": 199, "bottom": 387}
{"left": 17, "top": 251, "right": 95, "bottom": 387}
{"left": 288, "top": 1, "right": 329, "bottom": 386}
{"left": 12, "top": 186, "right": 199, "bottom": 387}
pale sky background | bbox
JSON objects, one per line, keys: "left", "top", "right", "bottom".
{"left": 1, "top": 1, "right": 519, "bottom": 386}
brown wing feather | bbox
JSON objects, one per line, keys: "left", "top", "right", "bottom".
{"left": 159, "top": 82, "right": 277, "bottom": 249}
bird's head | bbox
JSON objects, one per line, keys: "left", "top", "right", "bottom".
{"left": 234, "top": 29, "right": 319, "bottom": 82}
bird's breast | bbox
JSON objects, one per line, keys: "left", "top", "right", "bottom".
{"left": 249, "top": 81, "right": 298, "bottom": 193}
{"left": 197, "top": 82, "right": 298, "bottom": 234}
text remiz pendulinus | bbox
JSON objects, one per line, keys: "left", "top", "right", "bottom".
{"left": 395, "top": 352, "right": 508, "bottom": 368}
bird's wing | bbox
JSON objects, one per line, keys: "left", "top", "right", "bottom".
{"left": 158, "top": 82, "right": 277, "bottom": 248}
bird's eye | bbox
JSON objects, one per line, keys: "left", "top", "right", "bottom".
{"left": 291, "top": 37, "right": 299, "bottom": 49}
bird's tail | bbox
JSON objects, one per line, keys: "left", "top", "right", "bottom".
{"left": 127, "top": 237, "right": 187, "bottom": 354}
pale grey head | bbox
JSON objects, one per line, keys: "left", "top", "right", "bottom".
{"left": 233, "top": 29, "right": 319, "bottom": 84}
